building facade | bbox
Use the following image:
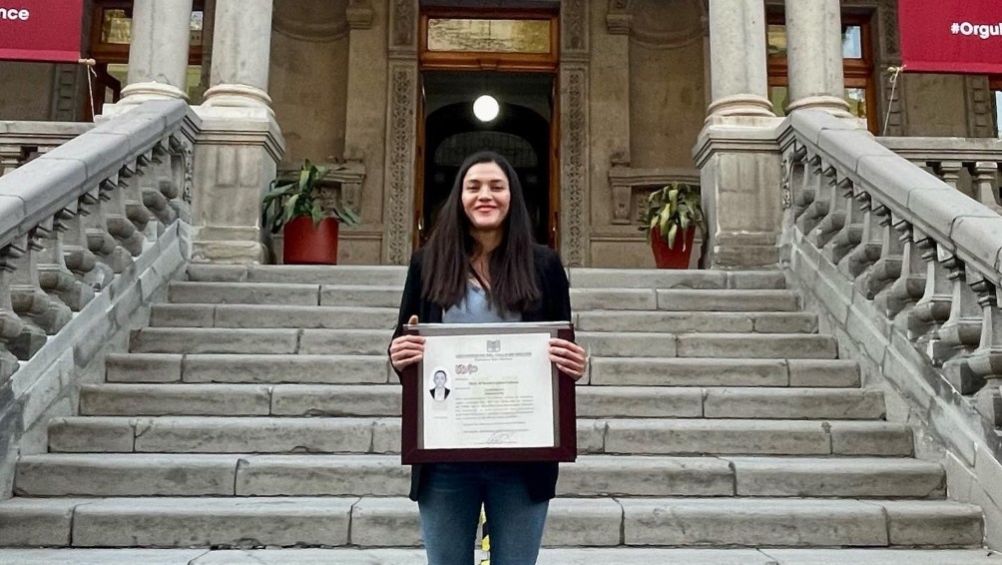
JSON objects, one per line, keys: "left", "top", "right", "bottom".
{"left": 0, "top": 0, "right": 1000, "bottom": 267}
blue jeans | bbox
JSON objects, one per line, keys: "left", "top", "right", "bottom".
{"left": 418, "top": 462, "right": 550, "bottom": 565}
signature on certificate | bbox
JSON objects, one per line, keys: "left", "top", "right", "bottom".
{"left": 485, "top": 432, "right": 515, "bottom": 444}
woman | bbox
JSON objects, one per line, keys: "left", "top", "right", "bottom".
{"left": 388, "top": 151, "right": 587, "bottom": 565}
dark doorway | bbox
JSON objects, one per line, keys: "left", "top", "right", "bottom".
{"left": 420, "top": 71, "right": 554, "bottom": 245}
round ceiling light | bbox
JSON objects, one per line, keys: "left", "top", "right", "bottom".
{"left": 473, "top": 95, "right": 500, "bottom": 122}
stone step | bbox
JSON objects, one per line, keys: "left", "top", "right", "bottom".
{"left": 578, "top": 332, "right": 838, "bottom": 358}
{"left": 13, "top": 453, "right": 945, "bottom": 499}
{"left": 187, "top": 264, "right": 409, "bottom": 286}
{"left": 149, "top": 304, "right": 399, "bottom": 329}
{"left": 567, "top": 269, "right": 787, "bottom": 290}
{"left": 570, "top": 289, "right": 800, "bottom": 312}
{"left": 105, "top": 354, "right": 859, "bottom": 388}
{"left": 185, "top": 264, "right": 787, "bottom": 290}
{"left": 128, "top": 328, "right": 838, "bottom": 358}
{"left": 0, "top": 548, "right": 999, "bottom": 565}
{"left": 105, "top": 354, "right": 394, "bottom": 384}
{"left": 149, "top": 304, "right": 819, "bottom": 334}
{"left": 47, "top": 417, "right": 913, "bottom": 456}
{"left": 0, "top": 496, "right": 981, "bottom": 548}
{"left": 591, "top": 358, "right": 860, "bottom": 387}
{"left": 128, "top": 328, "right": 393, "bottom": 355}
{"left": 576, "top": 310, "right": 817, "bottom": 334}
{"left": 77, "top": 384, "right": 886, "bottom": 420}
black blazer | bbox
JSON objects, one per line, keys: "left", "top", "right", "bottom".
{"left": 390, "top": 244, "right": 573, "bottom": 502}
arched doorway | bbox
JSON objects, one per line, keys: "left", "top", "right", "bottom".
{"left": 420, "top": 71, "right": 553, "bottom": 244}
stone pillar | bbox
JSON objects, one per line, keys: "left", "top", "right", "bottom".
{"left": 191, "top": 0, "right": 285, "bottom": 263}
{"left": 202, "top": 0, "right": 273, "bottom": 109}
{"left": 121, "top": 0, "right": 194, "bottom": 102}
{"left": 706, "top": 0, "right": 774, "bottom": 118}
{"left": 784, "top": 0, "right": 851, "bottom": 115}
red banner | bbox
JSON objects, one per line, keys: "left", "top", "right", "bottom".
{"left": 0, "top": 0, "right": 83, "bottom": 63}
{"left": 899, "top": 0, "right": 1002, "bottom": 75}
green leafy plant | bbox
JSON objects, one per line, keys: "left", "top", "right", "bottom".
{"left": 638, "top": 182, "right": 707, "bottom": 250}
{"left": 262, "top": 160, "right": 360, "bottom": 234}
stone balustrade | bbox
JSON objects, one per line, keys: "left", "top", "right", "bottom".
{"left": 607, "top": 165, "right": 701, "bottom": 225}
{"left": 0, "top": 122, "right": 93, "bottom": 177}
{"left": 0, "top": 100, "right": 198, "bottom": 386}
{"left": 879, "top": 137, "right": 1002, "bottom": 212}
{"left": 780, "top": 111, "right": 1002, "bottom": 433}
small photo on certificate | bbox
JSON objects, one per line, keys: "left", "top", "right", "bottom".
{"left": 421, "top": 331, "right": 555, "bottom": 451}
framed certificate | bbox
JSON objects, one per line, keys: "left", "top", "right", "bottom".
{"left": 400, "top": 321, "right": 577, "bottom": 464}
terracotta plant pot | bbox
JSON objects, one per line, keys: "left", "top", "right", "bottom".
{"left": 650, "top": 225, "right": 696, "bottom": 269}
{"left": 283, "top": 216, "right": 340, "bottom": 265}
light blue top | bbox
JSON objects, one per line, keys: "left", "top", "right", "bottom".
{"left": 443, "top": 282, "right": 522, "bottom": 324}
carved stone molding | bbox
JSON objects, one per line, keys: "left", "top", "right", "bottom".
{"left": 608, "top": 165, "right": 701, "bottom": 225}
{"left": 606, "top": 0, "right": 632, "bottom": 35}
{"left": 628, "top": 0, "right": 705, "bottom": 49}
{"left": 561, "top": 0, "right": 588, "bottom": 56}
{"left": 273, "top": 0, "right": 350, "bottom": 42}
{"left": 347, "top": 0, "right": 374, "bottom": 30}
{"left": 965, "top": 76, "right": 996, "bottom": 139}
{"left": 382, "top": 63, "right": 418, "bottom": 264}
{"left": 390, "top": 0, "right": 418, "bottom": 53}
{"left": 50, "top": 65, "right": 80, "bottom": 122}
{"left": 559, "top": 64, "right": 589, "bottom": 266}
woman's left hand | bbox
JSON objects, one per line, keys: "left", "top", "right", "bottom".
{"left": 549, "top": 338, "right": 588, "bottom": 381}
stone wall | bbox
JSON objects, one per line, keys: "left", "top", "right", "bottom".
{"left": 783, "top": 226, "right": 1002, "bottom": 550}
{"left": 0, "top": 62, "right": 55, "bottom": 121}
{"left": 269, "top": 0, "right": 351, "bottom": 170}
{"left": 0, "top": 223, "right": 190, "bottom": 498}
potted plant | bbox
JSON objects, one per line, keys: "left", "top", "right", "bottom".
{"left": 263, "top": 160, "right": 360, "bottom": 265}
{"left": 639, "top": 182, "right": 707, "bottom": 269}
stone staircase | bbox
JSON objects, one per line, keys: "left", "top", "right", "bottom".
{"left": 0, "top": 265, "right": 997, "bottom": 564}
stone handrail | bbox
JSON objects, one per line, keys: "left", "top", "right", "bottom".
{"left": 0, "top": 122, "right": 94, "bottom": 177}
{"left": 0, "top": 99, "right": 198, "bottom": 385}
{"left": 779, "top": 110, "right": 1002, "bottom": 433}
{"left": 879, "top": 136, "right": 1002, "bottom": 212}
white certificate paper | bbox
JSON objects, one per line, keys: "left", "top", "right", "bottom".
{"left": 421, "top": 331, "right": 555, "bottom": 450}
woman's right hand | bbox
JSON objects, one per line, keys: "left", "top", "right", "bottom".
{"left": 390, "top": 315, "right": 425, "bottom": 371}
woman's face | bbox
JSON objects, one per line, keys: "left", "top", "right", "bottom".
{"left": 461, "top": 162, "right": 511, "bottom": 232}
{"left": 433, "top": 371, "right": 447, "bottom": 386}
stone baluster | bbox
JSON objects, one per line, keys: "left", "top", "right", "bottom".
{"left": 124, "top": 153, "right": 159, "bottom": 241}
{"left": 937, "top": 160, "right": 964, "bottom": 192}
{"left": 942, "top": 271, "right": 996, "bottom": 396}
{"left": 806, "top": 165, "right": 842, "bottom": 248}
{"left": 103, "top": 174, "right": 146, "bottom": 258}
{"left": 36, "top": 208, "right": 94, "bottom": 312}
{"left": 842, "top": 191, "right": 881, "bottom": 279}
{"left": 934, "top": 258, "right": 982, "bottom": 367}
{"left": 795, "top": 154, "right": 823, "bottom": 233}
{"left": 909, "top": 238, "right": 953, "bottom": 347}
{"left": 973, "top": 161, "right": 1000, "bottom": 210}
{"left": 966, "top": 283, "right": 1002, "bottom": 426}
{"left": 167, "top": 135, "right": 193, "bottom": 223}
{"left": 9, "top": 231, "right": 70, "bottom": 358}
{"left": 141, "top": 142, "right": 178, "bottom": 229}
{"left": 882, "top": 219, "right": 927, "bottom": 318}
{"left": 823, "top": 178, "right": 860, "bottom": 264}
{"left": 0, "top": 243, "right": 25, "bottom": 381}
{"left": 86, "top": 181, "right": 132, "bottom": 275}
{"left": 74, "top": 188, "right": 115, "bottom": 289}
{"left": 784, "top": 145, "right": 809, "bottom": 219}
{"left": 862, "top": 203, "right": 903, "bottom": 299}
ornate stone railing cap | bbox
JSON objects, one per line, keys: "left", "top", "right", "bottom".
{"left": 0, "top": 99, "right": 196, "bottom": 248}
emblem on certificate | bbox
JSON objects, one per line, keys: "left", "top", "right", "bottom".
{"left": 400, "top": 321, "right": 577, "bottom": 464}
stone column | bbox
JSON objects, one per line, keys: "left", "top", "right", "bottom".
{"left": 706, "top": 0, "right": 774, "bottom": 118}
{"left": 121, "top": 0, "right": 194, "bottom": 102}
{"left": 784, "top": 0, "right": 851, "bottom": 115}
{"left": 191, "top": 0, "right": 285, "bottom": 264}
{"left": 202, "top": 0, "right": 274, "bottom": 109}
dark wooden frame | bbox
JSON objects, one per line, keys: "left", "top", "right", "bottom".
{"left": 400, "top": 322, "right": 577, "bottom": 464}
{"left": 766, "top": 11, "right": 878, "bottom": 133}
{"left": 992, "top": 76, "right": 1002, "bottom": 138}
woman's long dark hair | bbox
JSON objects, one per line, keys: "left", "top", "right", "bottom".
{"left": 421, "top": 151, "right": 541, "bottom": 314}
